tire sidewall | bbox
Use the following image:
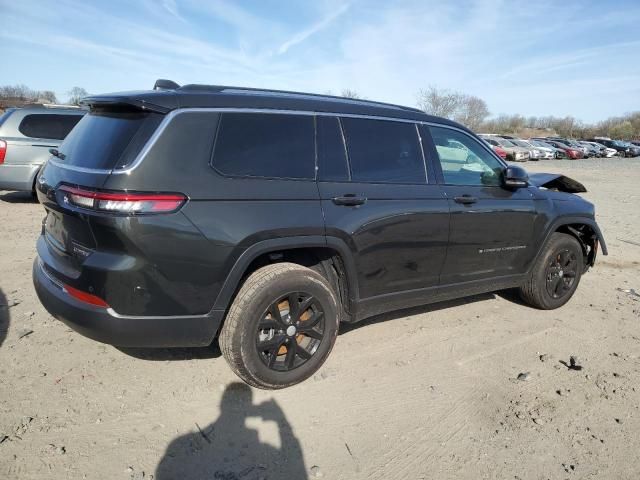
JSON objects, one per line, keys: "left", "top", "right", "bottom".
{"left": 237, "top": 270, "right": 339, "bottom": 388}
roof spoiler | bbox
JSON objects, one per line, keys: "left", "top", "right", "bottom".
{"left": 80, "top": 95, "right": 172, "bottom": 114}
{"left": 154, "top": 79, "right": 180, "bottom": 91}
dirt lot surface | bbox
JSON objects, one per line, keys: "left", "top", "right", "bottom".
{"left": 1, "top": 158, "right": 639, "bottom": 480}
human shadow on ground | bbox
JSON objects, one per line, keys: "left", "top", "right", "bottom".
{"left": 156, "top": 382, "right": 307, "bottom": 479}
{"left": 0, "top": 287, "right": 9, "bottom": 348}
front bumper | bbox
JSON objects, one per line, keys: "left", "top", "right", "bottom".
{"left": 33, "top": 258, "right": 224, "bottom": 347}
{"left": 0, "top": 164, "right": 41, "bottom": 191}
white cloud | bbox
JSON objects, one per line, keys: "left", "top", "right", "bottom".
{"left": 277, "top": 3, "right": 350, "bottom": 55}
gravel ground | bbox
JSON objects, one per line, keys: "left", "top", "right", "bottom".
{"left": 1, "top": 158, "right": 639, "bottom": 480}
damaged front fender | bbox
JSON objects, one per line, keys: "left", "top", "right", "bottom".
{"left": 528, "top": 173, "right": 587, "bottom": 193}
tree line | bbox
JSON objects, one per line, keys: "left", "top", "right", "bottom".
{"left": 0, "top": 84, "right": 88, "bottom": 109}
{"left": 416, "top": 86, "right": 640, "bottom": 140}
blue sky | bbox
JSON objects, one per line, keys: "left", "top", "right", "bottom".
{"left": 1, "top": 0, "right": 639, "bottom": 122}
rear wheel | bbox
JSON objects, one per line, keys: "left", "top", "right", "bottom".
{"left": 219, "top": 263, "right": 340, "bottom": 389}
{"left": 519, "top": 233, "right": 584, "bottom": 309}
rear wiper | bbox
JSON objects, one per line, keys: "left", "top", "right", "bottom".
{"left": 49, "top": 148, "right": 66, "bottom": 160}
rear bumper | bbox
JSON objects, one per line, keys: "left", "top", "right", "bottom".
{"left": 0, "top": 164, "right": 40, "bottom": 191}
{"left": 33, "top": 258, "right": 224, "bottom": 347}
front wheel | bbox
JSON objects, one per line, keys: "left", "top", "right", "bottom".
{"left": 519, "top": 233, "right": 584, "bottom": 309}
{"left": 219, "top": 263, "right": 340, "bottom": 389}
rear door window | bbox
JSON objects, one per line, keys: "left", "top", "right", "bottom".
{"left": 18, "top": 114, "right": 83, "bottom": 140}
{"left": 316, "top": 116, "right": 349, "bottom": 181}
{"left": 212, "top": 113, "right": 315, "bottom": 179}
{"left": 57, "top": 110, "right": 163, "bottom": 170}
{"left": 341, "top": 117, "right": 425, "bottom": 184}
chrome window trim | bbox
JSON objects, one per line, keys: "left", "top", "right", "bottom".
{"left": 46, "top": 107, "right": 507, "bottom": 175}
{"left": 414, "top": 123, "right": 429, "bottom": 183}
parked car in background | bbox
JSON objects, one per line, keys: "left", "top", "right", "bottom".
{"left": 577, "top": 141, "right": 599, "bottom": 157}
{"left": 510, "top": 138, "right": 552, "bottom": 160}
{"left": 620, "top": 141, "right": 640, "bottom": 157}
{"left": 478, "top": 135, "right": 529, "bottom": 162}
{"left": 529, "top": 139, "right": 567, "bottom": 159}
{"left": 482, "top": 138, "right": 508, "bottom": 159}
{"left": 542, "top": 139, "right": 584, "bottom": 159}
{"left": 589, "top": 138, "right": 639, "bottom": 157}
{"left": 581, "top": 141, "right": 616, "bottom": 158}
{"left": 0, "top": 105, "right": 85, "bottom": 192}
{"left": 557, "top": 138, "right": 590, "bottom": 157}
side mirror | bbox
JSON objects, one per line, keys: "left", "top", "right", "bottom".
{"left": 503, "top": 165, "right": 529, "bottom": 188}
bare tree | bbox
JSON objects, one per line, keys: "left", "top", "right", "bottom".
{"left": 417, "top": 86, "right": 489, "bottom": 131}
{"left": 38, "top": 90, "right": 58, "bottom": 103}
{"left": 455, "top": 95, "right": 490, "bottom": 131}
{"left": 416, "top": 86, "right": 462, "bottom": 119}
{"left": 340, "top": 88, "right": 364, "bottom": 100}
{"left": 67, "top": 87, "right": 88, "bottom": 106}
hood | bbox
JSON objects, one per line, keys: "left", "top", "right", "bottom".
{"left": 528, "top": 173, "right": 587, "bottom": 193}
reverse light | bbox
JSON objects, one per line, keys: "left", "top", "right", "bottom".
{"left": 63, "top": 284, "right": 109, "bottom": 308}
{"left": 58, "top": 185, "right": 186, "bottom": 214}
{"left": 0, "top": 139, "right": 6, "bottom": 164}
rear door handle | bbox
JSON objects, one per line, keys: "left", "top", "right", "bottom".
{"left": 332, "top": 194, "right": 367, "bottom": 206}
{"left": 454, "top": 195, "right": 478, "bottom": 205}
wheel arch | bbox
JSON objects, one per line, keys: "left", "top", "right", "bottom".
{"left": 211, "top": 236, "right": 359, "bottom": 319}
{"left": 532, "top": 216, "right": 607, "bottom": 272}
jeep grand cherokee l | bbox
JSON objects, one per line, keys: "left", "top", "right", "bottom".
{"left": 33, "top": 81, "right": 607, "bottom": 389}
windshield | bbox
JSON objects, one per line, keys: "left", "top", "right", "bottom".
{"left": 512, "top": 140, "right": 531, "bottom": 148}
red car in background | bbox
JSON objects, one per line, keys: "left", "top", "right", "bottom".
{"left": 492, "top": 145, "right": 508, "bottom": 159}
{"left": 481, "top": 138, "right": 508, "bottom": 159}
{"left": 544, "top": 140, "right": 584, "bottom": 159}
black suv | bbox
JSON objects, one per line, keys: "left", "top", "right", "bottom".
{"left": 33, "top": 81, "right": 607, "bottom": 389}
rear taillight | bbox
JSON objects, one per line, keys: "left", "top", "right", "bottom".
{"left": 58, "top": 185, "right": 186, "bottom": 214}
{"left": 63, "top": 284, "right": 109, "bottom": 308}
{"left": 0, "top": 140, "right": 6, "bottom": 164}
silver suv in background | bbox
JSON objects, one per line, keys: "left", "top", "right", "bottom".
{"left": 0, "top": 105, "right": 85, "bottom": 192}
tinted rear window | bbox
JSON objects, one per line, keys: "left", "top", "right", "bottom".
{"left": 317, "top": 116, "right": 349, "bottom": 181}
{"left": 341, "top": 118, "right": 425, "bottom": 184}
{"left": 57, "top": 111, "right": 163, "bottom": 170}
{"left": 18, "top": 113, "right": 83, "bottom": 140}
{"left": 212, "top": 113, "right": 315, "bottom": 179}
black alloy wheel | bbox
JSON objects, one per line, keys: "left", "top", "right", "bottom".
{"left": 255, "top": 293, "right": 325, "bottom": 372}
{"left": 545, "top": 249, "right": 579, "bottom": 299}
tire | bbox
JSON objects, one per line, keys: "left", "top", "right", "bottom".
{"left": 219, "top": 263, "right": 340, "bottom": 389}
{"left": 519, "top": 233, "right": 584, "bottom": 310}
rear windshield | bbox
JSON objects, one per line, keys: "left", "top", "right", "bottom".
{"left": 18, "top": 113, "right": 83, "bottom": 140}
{"left": 57, "top": 110, "right": 163, "bottom": 170}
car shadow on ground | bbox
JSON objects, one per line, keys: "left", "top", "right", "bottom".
{"left": 155, "top": 382, "right": 308, "bottom": 479}
{"left": 0, "top": 191, "right": 38, "bottom": 204}
{"left": 0, "top": 287, "right": 9, "bottom": 348}
{"left": 339, "top": 292, "right": 498, "bottom": 335}
{"left": 118, "top": 293, "right": 506, "bottom": 358}
{"left": 116, "top": 339, "right": 222, "bottom": 361}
